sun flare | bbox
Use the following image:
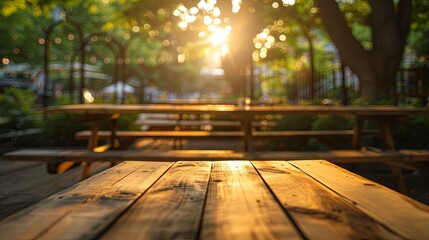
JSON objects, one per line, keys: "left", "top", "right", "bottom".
{"left": 211, "top": 28, "right": 229, "bottom": 46}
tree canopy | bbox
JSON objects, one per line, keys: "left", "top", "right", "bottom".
{"left": 1, "top": 0, "right": 428, "bottom": 102}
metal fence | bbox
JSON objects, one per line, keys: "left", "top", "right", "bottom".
{"left": 395, "top": 68, "right": 429, "bottom": 105}
{"left": 287, "top": 68, "right": 359, "bottom": 103}
{"left": 256, "top": 66, "right": 428, "bottom": 105}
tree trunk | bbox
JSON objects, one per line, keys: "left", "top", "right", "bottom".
{"left": 221, "top": 2, "right": 262, "bottom": 97}
{"left": 315, "top": 0, "right": 411, "bottom": 102}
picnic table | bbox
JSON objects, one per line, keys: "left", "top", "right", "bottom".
{"left": 43, "top": 103, "right": 429, "bottom": 152}
{"left": 3, "top": 103, "right": 429, "bottom": 193}
{"left": 1, "top": 159, "right": 428, "bottom": 239}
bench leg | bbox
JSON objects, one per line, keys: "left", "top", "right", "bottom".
{"left": 379, "top": 120, "right": 408, "bottom": 195}
{"left": 110, "top": 116, "right": 121, "bottom": 149}
{"left": 388, "top": 165, "right": 407, "bottom": 194}
{"left": 81, "top": 161, "right": 92, "bottom": 181}
{"left": 241, "top": 117, "right": 253, "bottom": 152}
{"left": 47, "top": 161, "right": 77, "bottom": 174}
{"left": 173, "top": 138, "right": 178, "bottom": 149}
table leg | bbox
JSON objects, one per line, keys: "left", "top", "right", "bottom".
{"left": 379, "top": 120, "right": 408, "bottom": 195}
{"left": 110, "top": 113, "right": 120, "bottom": 149}
{"left": 88, "top": 122, "right": 100, "bottom": 150}
{"left": 241, "top": 117, "right": 253, "bottom": 152}
{"left": 379, "top": 120, "right": 396, "bottom": 150}
{"left": 170, "top": 113, "right": 182, "bottom": 150}
{"left": 81, "top": 122, "right": 100, "bottom": 180}
{"left": 352, "top": 118, "right": 364, "bottom": 150}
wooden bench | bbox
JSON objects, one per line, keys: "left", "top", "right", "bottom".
{"left": 3, "top": 148, "right": 429, "bottom": 168}
{"left": 0, "top": 128, "right": 43, "bottom": 139}
{"left": 75, "top": 129, "right": 380, "bottom": 149}
{"left": 0, "top": 160, "right": 428, "bottom": 239}
{"left": 134, "top": 119, "right": 277, "bottom": 127}
{"left": 76, "top": 129, "right": 380, "bottom": 139}
{"left": 134, "top": 119, "right": 277, "bottom": 131}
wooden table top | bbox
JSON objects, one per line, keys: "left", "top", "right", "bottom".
{"left": 1, "top": 160, "right": 428, "bottom": 239}
{"left": 45, "top": 104, "right": 429, "bottom": 116}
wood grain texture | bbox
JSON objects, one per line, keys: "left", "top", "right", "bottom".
{"left": 101, "top": 161, "right": 212, "bottom": 240}
{"left": 200, "top": 161, "right": 302, "bottom": 239}
{"left": 252, "top": 161, "right": 401, "bottom": 240}
{"left": 290, "top": 160, "right": 429, "bottom": 239}
{"left": 0, "top": 161, "right": 172, "bottom": 240}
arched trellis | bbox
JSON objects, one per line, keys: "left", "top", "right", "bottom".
{"left": 83, "top": 32, "right": 123, "bottom": 103}
{"left": 86, "top": 32, "right": 144, "bottom": 104}
{"left": 43, "top": 18, "right": 85, "bottom": 107}
{"left": 44, "top": 20, "right": 146, "bottom": 105}
{"left": 118, "top": 33, "right": 144, "bottom": 104}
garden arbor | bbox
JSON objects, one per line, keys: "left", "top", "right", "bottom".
{"left": 85, "top": 32, "right": 144, "bottom": 104}
{"left": 44, "top": 18, "right": 144, "bottom": 105}
{"left": 83, "top": 32, "right": 124, "bottom": 103}
{"left": 43, "top": 17, "right": 84, "bottom": 106}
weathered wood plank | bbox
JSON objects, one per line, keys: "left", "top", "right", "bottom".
{"left": 0, "top": 161, "right": 172, "bottom": 240}
{"left": 100, "top": 161, "right": 212, "bottom": 239}
{"left": 290, "top": 160, "right": 429, "bottom": 239}
{"left": 200, "top": 161, "right": 302, "bottom": 239}
{"left": 252, "top": 161, "right": 401, "bottom": 240}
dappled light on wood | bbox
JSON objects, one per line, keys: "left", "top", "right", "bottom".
{"left": 226, "top": 161, "right": 243, "bottom": 170}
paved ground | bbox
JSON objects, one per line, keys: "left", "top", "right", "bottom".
{"left": 354, "top": 163, "right": 429, "bottom": 205}
{"left": 0, "top": 161, "right": 110, "bottom": 220}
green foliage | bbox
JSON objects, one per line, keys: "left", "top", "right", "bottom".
{"left": 39, "top": 112, "right": 138, "bottom": 147}
{"left": 399, "top": 98, "right": 423, "bottom": 108}
{"left": 312, "top": 115, "right": 353, "bottom": 130}
{"left": 271, "top": 112, "right": 355, "bottom": 150}
{"left": 0, "top": 88, "right": 42, "bottom": 150}
{"left": 1, "top": 0, "right": 427, "bottom": 102}
{"left": 0, "top": 88, "right": 39, "bottom": 128}
{"left": 0, "top": 9, "right": 48, "bottom": 65}
{"left": 407, "top": 27, "right": 429, "bottom": 68}
{"left": 38, "top": 114, "right": 85, "bottom": 147}
{"left": 0, "top": 0, "right": 55, "bottom": 17}
{"left": 269, "top": 115, "right": 313, "bottom": 150}
{"left": 276, "top": 116, "right": 315, "bottom": 131}
{"left": 393, "top": 116, "right": 429, "bottom": 149}
{"left": 352, "top": 97, "right": 369, "bottom": 106}
{"left": 117, "top": 114, "right": 139, "bottom": 131}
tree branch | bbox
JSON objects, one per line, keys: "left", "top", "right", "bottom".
{"left": 397, "top": 0, "right": 411, "bottom": 46}
{"left": 314, "top": 0, "right": 371, "bottom": 72}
